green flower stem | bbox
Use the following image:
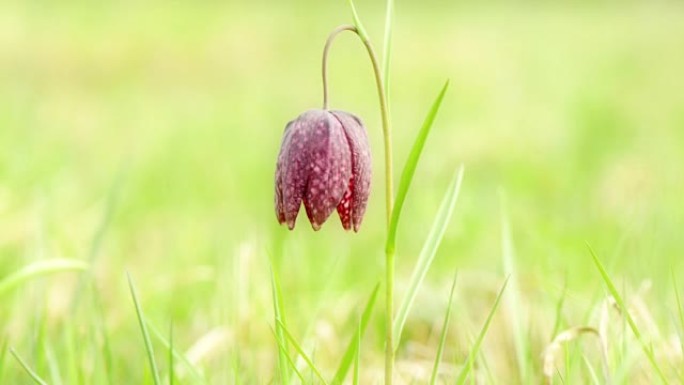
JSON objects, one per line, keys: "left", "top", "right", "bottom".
{"left": 322, "top": 25, "right": 394, "bottom": 226}
{"left": 321, "top": 24, "right": 395, "bottom": 385}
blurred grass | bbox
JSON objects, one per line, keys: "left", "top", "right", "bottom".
{"left": 1, "top": 0, "right": 684, "bottom": 383}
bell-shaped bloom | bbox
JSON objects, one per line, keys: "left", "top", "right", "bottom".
{"left": 275, "top": 109, "right": 371, "bottom": 232}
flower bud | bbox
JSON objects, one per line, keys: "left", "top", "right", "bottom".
{"left": 275, "top": 109, "right": 371, "bottom": 232}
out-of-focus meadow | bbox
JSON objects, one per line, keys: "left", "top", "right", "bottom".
{"left": 1, "top": 0, "right": 684, "bottom": 383}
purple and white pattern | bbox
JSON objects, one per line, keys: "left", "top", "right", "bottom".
{"left": 275, "top": 109, "right": 371, "bottom": 232}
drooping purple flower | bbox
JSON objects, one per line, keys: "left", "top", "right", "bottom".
{"left": 275, "top": 109, "right": 371, "bottom": 232}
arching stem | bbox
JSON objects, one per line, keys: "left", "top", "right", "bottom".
{"left": 322, "top": 24, "right": 394, "bottom": 228}
{"left": 322, "top": 25, "right": 396, "bottom": 384}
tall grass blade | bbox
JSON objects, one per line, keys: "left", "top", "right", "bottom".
{"left": 145, "top": 318, "right": 206, "bottom": 383}
{"left": 331, "top": 283, "right": 379, "bottom": 385}
{"left": 455, "top": 278, "right": 509, "bottom": 385}
{"left": 386, "top": 80, "right": 450, "bottom": 255}
{"left": 271, "top": 328, "right": 306, "bottom": 384}
{"left": 429, "top": 271, "right": 458, "bottom": 385}
{"left": 583, "top": 356, "right": 601, "bottom": 385}
{"left": 347, "top": 0, "right": 369, "bottom": 41}
{"left": 353, "top": 323, "right": 360, "bottom": 385}
{"left": 0, "top": 338, "right": 8, "bottom": 382}
{"left": 393, "top": 165, "right": 464, "bottom": 349}
{"left": 0, "top": 259, "right": 88, "bottom": 297}
{"left": 381, "top": 0, "right": 394, "bottom": 100}
{"left": 169, "top": 322, "right": 175, "bottom": 385}
{"left": 10, "top": 348, "right": 47, "bottom": 385}
{"left": 91, "top": 284, "right": 114, "bottom": 385}
{"left": 270, "top": 265, "right": 290, "bottom": 385}
{"left": 500, "top": 195, "right": 530, "bottom": 382}
{"left": 71, "top": 170, "right": 123, "bottom": 310}
{"left": 127, "top": 272, "right": 161, "bottom": 385}
{"left": 44, "top": 345, "right": 63, "bottom": 385}
{"left": 551, "top": 279, "right": 567, "bottom": 339}
{"left": 276, "top": 320, "right": 329, "bottom": 385}
{"left": 672, "top": 271, "right": 684, "bottom": 363}
{"left": 588, "top": 244, "right": 669, "bottom": 384}
{"left": 63, "top": 322, "right": 82, "bottom": 384}
{"left": 542, "top": 326, "right": 608, "bottom": 384}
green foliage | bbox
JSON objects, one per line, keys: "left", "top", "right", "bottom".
{"left": 0, "top": 259, "right": 88, "bottom": 298}
{"left": 589, "top": 245, "right": 669, "bottom": 384}
{"left": 10, "top": 349, "right": 48, "bottom": 385}
{"left": 270, "top": 266, "right": 290, "bottom": 385}
{"left": 386, "top": 80, "right": 450, "bottom": 256}
{"left": 429, "top": 272, "right": 457, "bottom": 385}
{"left": 145, "top": 318, "right": 206, "bottom": 384}
{"left": 455, "top": 278, "right": 508, "bottom": 385}
{"left": 277, "top": 320, "right": 328, "bottom": 385}
{"left": 500, "top": 196, "right": 530, "bottom": 382}
{"left": 331, "top": 283, "right": 380, "bottom": 385}
{"left": 127, "top": 273, "right": 161, "bottom": 385}
{"left": 393, "top": 165, "right": 464, "bottom": 349}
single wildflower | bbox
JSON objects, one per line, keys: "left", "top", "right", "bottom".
{"left": 275, "top": 109, "right": 371, "bottom": 231}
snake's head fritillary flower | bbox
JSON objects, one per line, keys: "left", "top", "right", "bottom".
{"left": 275, "top": 109, "right": 371, "bottom": 232}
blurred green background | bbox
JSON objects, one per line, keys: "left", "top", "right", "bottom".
{"left": 1, "top": 1, "right": 683, "bottom": 383}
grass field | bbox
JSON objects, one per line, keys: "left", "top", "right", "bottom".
{"left": 1, "top": 1, "right": 684, "bottom": 383}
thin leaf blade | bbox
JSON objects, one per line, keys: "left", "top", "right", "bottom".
{"left": 500, "top": 195, "right": 530, "bottom": 382}
{"left": 127, "top": 272, "right": 161, "bottom": 385}
{"left": 588, "top": 244, "right": 669, "bottom": 384}
{"left": 276, "top": 320, "right": 329, "bottom": 385}
{"left": 392, "top": 165, "right": 464, "bottom": 349}
{"left": 455, "top": 278, "right": 509, "bottom": 385}
{"left": 0, "top": 259, "right": 88, "bottom": 297}
{"left": 386, "top": 80, "right": 450, "bottom": 255}
{"left": 270, "top": 265, "right": 290, "bottom": 385}
{"left": 144, "top": 318, "right": 206, "bottom": 383}
{"left": 10, "top": 348, "right": 48, "bottom": 385}
{"left": 271, "top": 328, "right": 306, "bottom": 384}
{"left": 429, "top": 271, "right": 458, "bottom": 385}
{"left": 347, "top": 0, "right": 369, "bottom": 41}
{"left": 331, "top": 283, "right": 380, "bottom": 385}
{"left": 381, "top": 0, "right": 394, "bottom": 102}
{"left": 672, "top": 270, "right": 684, "bottom": 366}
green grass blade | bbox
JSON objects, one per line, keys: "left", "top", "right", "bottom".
{"left": 393, "top": 165, "right": 464, "bottom": 349}
{"left": 71, "top": 170, "right": 123, "bottom": 310}
{"left": 127, "top": 272, "right": 161, "bottom": 385}
{"left": 276, "top": 320, "right": 329, "bottom": 385}
{"left": 588, "top": 244, "right": 669, "bottom": 384}
{"left": 270, "top": 265, "right": 290, "bottom": 385}
{"left": 145, "top": 318, "right": 206, "bottom": 384}
{"left": 91, "top": 283, "right": 114, "bottom": 385}
{"left": 169, "top": 322, "right": 175, "bottom": 385}
{"left": 583, "top": 355, "right": 601, "bottom": 385}
{"left": 63, "top": 323, "right": 82, "bottom": 384}
{"left": 455, "top": 278, "right": 509, "bottom": 385}
{"left": 551, "top": 279, "right": 568, "bottom": 340}
{"left": 44, "top": 344, "right": 63, "bottom": 385}
{"left": 429, "top": 271, "right": 458, "bottom": 385}
{"left": 347, "top": 0, "right": 369, "bottom": 41}
{"left": 0, "top": 338, "right": 8, "bottom": 382}
{"left": 0, "top": 259, "right": 88, "bottom": 297}
{"left": 500, "top": 196, "right": 529, "bottom": 382}
{"left": 672, "top": 271, "right": 684, "bottom": 364}
{"left": 386, "top": 80, "right": 450, "bottom": 255}
{"left": 10, "top": 348, "right": 47, "bottom": 385}
{"left": 381, "top": 0, "right": 394, "bottom": 101}
{"left": 271, "top": 328, "right": 306, "bottom": 384}
{"left": 331, "top": 283, "right": 380, "bottom": 385}
{"left": 353, "top": 324, "right": 360, "bottom": 385}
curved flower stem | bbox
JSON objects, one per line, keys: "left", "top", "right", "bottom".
{"left": 322, "top": 24, "right": 396, "bottom": 384}
{"left": 322, "top": 24, "right": 394, "bottom": 227}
